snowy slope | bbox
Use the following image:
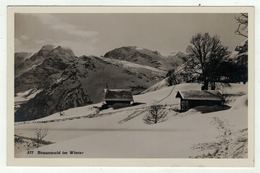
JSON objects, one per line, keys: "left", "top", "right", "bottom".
{"left": 98, "top": 57, "right": 166, "bottom": 76}
{"left": 98, "top": 56, "right": 166, "bottom": 75}
{"left": 141, "top": 78, "right": 169, "bottom": 94}
{"left": 15, "top": 89, "right": 42, "bottom": 102}
{"left": 15, "top": 89, "right": 42, "bottom": 110}
{"left": 15, "top": 83, "right": 248, "bottom": 158}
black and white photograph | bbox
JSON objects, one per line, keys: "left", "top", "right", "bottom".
{"left": 8, "top": 7, "right": 254, "bottom": 165}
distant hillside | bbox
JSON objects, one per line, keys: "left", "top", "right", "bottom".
{"left": 15, "top": 45, "right": 191, "bottom": 121}
{"left": 104, "top": 46, "right": 187, "bottom": 71}
{"left": 15, "top": 53, "right": 165, "bottom": 121}
{"left": 165, "top": 51, "right": 189, "bottom": 68}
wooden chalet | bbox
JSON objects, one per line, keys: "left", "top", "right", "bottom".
{"left": 175, "top": 90, "right": 224, "bottom": 111}
{"left": 104, "top": 89, "right": 134, "bottom": 106}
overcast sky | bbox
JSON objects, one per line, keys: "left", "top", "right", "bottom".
{"left": 15, "top": 13, "right": 246, "bottom": 56}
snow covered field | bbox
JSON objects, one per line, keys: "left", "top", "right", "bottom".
{"left": 14, "top": 83, "right": 248, "bottom": 158}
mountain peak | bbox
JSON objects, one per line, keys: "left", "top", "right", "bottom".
{"left": 52, "top": 46, "right": 75, "bottom": 57}
{"left": 37, "top": 45, "right": 75, "bottom": 57}
{"left": 41, "top": 44, "right": 55, "bottom": 50}
{"left": 37, "top": 44, "right": 55, "bottom": 56}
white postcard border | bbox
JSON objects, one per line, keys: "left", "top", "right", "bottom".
{"left": 7, "top": 6, "right": 255, "bottom": 167}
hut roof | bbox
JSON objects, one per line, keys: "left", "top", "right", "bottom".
{"left": 176, "top": 90, "right": 223, "bottom": 101}
{"left": 104, "top": 89, "right": 134, "bottom": 101}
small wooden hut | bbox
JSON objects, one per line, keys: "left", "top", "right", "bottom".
{"left": 104, "top": 89, "right": 134, "bottom": 107}
{"left": 175, "top": 90, "right": 224, "bottom": 111}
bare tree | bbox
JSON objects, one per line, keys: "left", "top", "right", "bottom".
{"left": 150, "top": 105, "right": 161, "bottom": 123}
{"left": 234, "top": 13, "right": 248, "bottom": 84}
{"left": 34, "top": 128, "right": 48, "bottom": 147}
{"left": 186, "top": 33, "right": 230, "bottom": 90}
{"left": 235, "top": 13, "right": 248, "bottom": 38}
{"left": 144, "top": 105, "right": 166, "bottom": 124}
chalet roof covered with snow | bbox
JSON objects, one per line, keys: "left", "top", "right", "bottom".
{"left": 176, "top": 90, "right": 223, "bottom": 101}
{"left": 104, "top": 89, "right": 134, "bottom": 101}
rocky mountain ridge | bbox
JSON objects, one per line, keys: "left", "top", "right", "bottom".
{"left": 16, "top": 45, "right": 185, "bottom": 121}
{"left": 15, "top": 45, "right": 76, "bottom": 93}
